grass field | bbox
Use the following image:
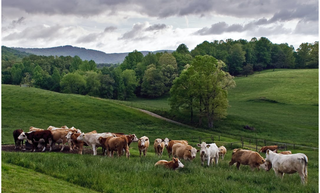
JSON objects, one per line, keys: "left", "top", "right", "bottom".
{"left": 1, "top": 69, "right": 318, "bottom": 192}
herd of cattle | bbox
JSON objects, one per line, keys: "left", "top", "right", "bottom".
{"left": 12, "top": 126, "right": 308, "bottom": 185}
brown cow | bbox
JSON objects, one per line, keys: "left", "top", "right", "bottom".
{"left": 163, "top": 138, "right": 188, "bottom": 158}
{"left": 29, "top": 126, "right": 44, "bottom": 132}
{"left": 218, "top": 146, "right": 227, "bottom": 160}
{"left": 259, "top": 145, "right": 278, "bottom": 153}
{"left": 51, "top": 129, "right": 77, "bottom": 151}
{"left": 155, "top": 158, "right": 184, "bottom": 170}
{"left": 138, "top": 136, "right": 150, "bottom": 157}
{"left": 99, "top": 136, "right": 130, "bottom": 158}
{"left": 279, "top": 151, "right": 292, "bottom": 154}
{"left": 229, "top": 149, "right": 265, "bottom": 171}
{"left": 154, "top": 138, "right": 165, "bottom": 157}
{"left": 172, "top": 143, "right": 198, "bottom": 161}
{"left": 13, "top": 129, "right": 24, "bottom": 150}
{"left": 18, "top": 130, "right": 53, "bottom": 152}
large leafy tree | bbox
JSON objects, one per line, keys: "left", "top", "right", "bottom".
{"left": 122, "top": 69, "right": 138, "bottom": 100}
{"left": 141, "top": 64, "right": 166, "bottom": 98}
{"left": 159, "top": 53, "right": 178, "bottom": 93}
{"left": 169, "top": 55, "right": 235, "bottom": 128}
{"left": 60, "top": 72, "right": 86, "bottom": 94}
{"left": 227, "top": 43, "right": 246, "bottom": 75}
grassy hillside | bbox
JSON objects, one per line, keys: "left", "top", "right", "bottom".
{"left": 115, "top": 69, "right": 318, "bottom": 146}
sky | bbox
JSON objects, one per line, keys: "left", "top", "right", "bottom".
{"left": 1, "top": 0, "right": 319, "bottom": 53}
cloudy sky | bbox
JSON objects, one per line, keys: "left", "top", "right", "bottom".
{"left": 2, "top": 0, "right": 319, "bottom": 53}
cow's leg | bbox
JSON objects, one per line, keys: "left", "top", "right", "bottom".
{"left": 92, "top": 144, "right": 97, "bottom": 155}
{"left": 215, "top": 156, "right": 219, "bottom": 165}
{"left": 139, "top": 150, "right": 142, "bottom": 157}
{"left": 236, "top": 162, "right": 241, "bottom": 170}
{"left": 207, "top": 157, "right": 211, "bottom": 166}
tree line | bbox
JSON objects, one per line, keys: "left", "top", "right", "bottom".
{"left": 2, "top": 37, "right": 318, "bottom": 100}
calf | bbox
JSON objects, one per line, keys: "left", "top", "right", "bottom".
{"left": 154, "top": 138, "right": 165, "bottom": 157}
{"left": 138, "top": 136, "right": 149, "bottom": 157}
{"left": 172, "top": 143, "right": 198, "bottom": 161}
{"left": 218, "top": 146, "right": 227, "bottom": 160}
{"left": 13, "top": 129, "right": 24, "bottom": 150}
{"left": 163, "top": 138, "right": 188, "bottom": 158}
{"left": 229, "top": 149, "right": 265, "bottom": 171}
{"left": 265, "top": 149, "right": 308, "bottom": 184}
{"left": 279, "top": 150, "right": 292, "bottom": 155}
{"left": 197, "top": 142, "right": 219, "bottom": 166}
{"left": 259, "top": 145, "right": 278, "bottom": 153}
{"left": 29, "top": 126, "right": 44, "bottom": 132}
{"left": 99, "top": 136, "right": 130, "bottom": 158}
{"left": 18, "top": 130, "right": 53, "bottom": 152}
{"left": 155, "top": 158, "right": 184, "bottom": 170}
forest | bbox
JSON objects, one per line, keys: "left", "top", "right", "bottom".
{"left": 2, "top": 37, "right": 318, "bottom": 100}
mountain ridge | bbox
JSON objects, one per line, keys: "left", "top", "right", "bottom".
{"left": 10, "top": 45, "right": 173, "bottom": 64}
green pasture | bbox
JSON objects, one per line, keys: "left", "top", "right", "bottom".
{"left": 1, "top": 69, "right": 318, "bottom": 192}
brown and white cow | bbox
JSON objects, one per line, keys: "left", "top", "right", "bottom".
{"left": 77, "top": 132, "right": 114, "bottom": 155}
{"left": 138, "top": 136, "right": 149, "bottom": 157}
{"left": 155, "top": 158, "right": 184, "bottom": 170}
{"left": 229, "top": 149, "right": 265, "bottom": 171}
{"left": 172, "top": 143, "right": 198, "bottom": 161}
{"left": 154, "top": 138, "right": 165, "bottom": 157}
{"left": 51, "top": 128, "right": 78, "bottom": 151}
{"left": 259, "top": 145, "right": 278, "bottom": 153}
{"left": 265, "top": 149, "right": 308, "bottom": 184}
{"left": 13, "top": 129, "right": 24, "bottom": 150}
{"left": 163, "top": 138, "right": 188, "bottom": 158}
{"left": 29, "top": 126, "right": 44, "bottom": 132}
{"left": 66, "top": 130, "right": 98, "bottom": 154}
{"left": 218, "top": 146, "right": 227, "bottom": 160}
{"left": 18, "top": 130, "right": 53, "bottom": 152}
{"left": 99, "top": 136, "right": 130, "bottom": 158}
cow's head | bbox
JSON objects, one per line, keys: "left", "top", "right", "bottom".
{"left": 173, "top": 158, "right": 184, "bottom": 169}
{"left": 197, "top": 142, "right": 210, "bottom": 156}
{"left": 189, "top": 147, "right": 199, "bottom": 159}
{"left": 77, "top": 133, "right": 85, "bottom": 141}
{"left": 130, "top": 134, "right": 139, "bottom": 142}
{"left": 154, "top": 138, "right": 162, "bottom": 147}
{"left": 261, "top": 160, "right": 272, "bottom": 171}
{"left": 139, "top": 137, "right": 149, "bottom": 147}
{"left": 66, "top": 131, "right": 73, "bottom": 139}
{"left": 18, "top": 132, "right": 27, "bottom": 140}
{"left": 163, "top": 138, "right": 170, "bottom": 147}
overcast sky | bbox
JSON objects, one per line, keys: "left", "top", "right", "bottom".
{"left": 2, "top": 0, "right": 319, "bottom": 53}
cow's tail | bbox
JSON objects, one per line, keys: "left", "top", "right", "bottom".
{"left": 298, "top": 154, "right": 308, "bottom": 184}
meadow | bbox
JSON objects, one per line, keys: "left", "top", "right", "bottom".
{"left": 1, "top": 69, "right": 318, "bottom": 192}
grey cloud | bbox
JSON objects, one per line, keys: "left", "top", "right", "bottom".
{"left": 145, "top": 24, "right": 167, "bottom": 31}
{"left": 104, "top": 26, "right": 117, "bottom": 33}
{"left": 76, "top": 33, "right": 100, "bottom": 43}
{"left": 195, "top": 22, "right": 250, "bottom": 35}
{"left": 294, "top": 20, "right": 318, "bottom": 35}
{"left": 119, "top": 23, "right": 147, "bottom": 40}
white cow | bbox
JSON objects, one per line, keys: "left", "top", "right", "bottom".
{"left": 197, "top": 142, "right": 219, "bottom": 166}
{"left": 265, "top": 149, "right": 308, "bottom": 185}
{"left": 77, "top": 132, "right": 114, "bottom": 155}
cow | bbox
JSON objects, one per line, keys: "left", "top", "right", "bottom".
{"left": 259, "top": 145, "right": 278, "bottom": 153}
{"left": 13, "top": 129, "right": 24, "bottom": 150}
{"left": 66, "top": 130, "right": 98, "bottom": 154}
{"left": 138, "top": 136, "right": 149, "bottom": 157}
{"left": 51, "top": 128, "right": 78, "bottom": 151}
{"left": 218, "top": 146, "right": 227, "bottom": 160}
{"left": 229, "top": 149, "right": 265, "bottom": 171}
{"left": 163, "top": 138, "right": 188, "bottom": 158}
{"left": 265, "top": 149, "right": 308, "bottom": 184}
{"left": 172, "top": 143, "right": 198, "bottom": 161}
{"left": 155, "top": 158, "right": 184, "bottom": 170}
{"left": 77, "top": 132, "right": 114, "bottom": 155}
{"left": 17, "top": 130, "right": 53, "bottom": 152}
{"left": 154, "top": 138, "right": 165, "bottom": 157}
{"left": 279, "top": 150, "right": 292, "bottom": 154}
{"left": 47, "top": 125, "right": 69, "bottom": 130}
{"left": 113, "top": 134, "right": 138, "bottom": 147}
{"left": 98, "top": 136, "right": 130, "bottom": 158}
{"left": 197, "top": 142, "right": 219, "bottom": 166}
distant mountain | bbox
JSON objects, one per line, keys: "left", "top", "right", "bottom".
{"left": 11, "top": 45, "right": 174, "bottom": 64}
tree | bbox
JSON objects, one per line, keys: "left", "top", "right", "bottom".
{"left": 70, "top": 56, "right": 82, "bottom": 72}
{"left": 99, "top": 74, "right": 115, "bottom": 99}
{"left": 120, "top": 50, "right": 144, "bottom": 71}
{"left": 122, "top": 69, "right": 138, "bottom": 100}
{"left": 141, "top": 64, "right": 166, "bottom": 98}
{"left": 176, "top": 44, "right": 190, "bottom": 54}
{"left": 51, "top": 67, "right": 61, "bottom": 91}
{"left": 32, "top": 65, "right": 44, "bottom": 87}
{"left": 255, "top": 37, "right": 272, "bottom": 69}
{"left": 60, "top": 72, "right": 86, "bottom": 94}
{"left": 242, "top": 64, "right": 254, "bottom": 77}
{"left": 170, "top": 55, "right": 235, "bottom": 128}
{"left": 227, "top": 43, "right": 246, "bottom": 75}
{"left": 159, "top": 53, "right": 178, "bottom": 93}
{"left": 84, "top": 71, "right": 101, "bottom": 96}
{"left": 11, "top": 63, "right": 24, "bottom": 85}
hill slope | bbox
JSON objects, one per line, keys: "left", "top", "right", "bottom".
{"left": 10, "top": 45, "right": 173, "bottom": 64}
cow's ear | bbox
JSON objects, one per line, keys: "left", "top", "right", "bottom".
{"left": 266, "top": 149, "right": 269, "bottom": 154}
{"left": 272, "top": 149, "right": 277, "bottom": 153}
{"left": 197, "top": 149, "right": 200, "bottom": 152}
{"left": 189, "top": 149, "right": 191, "bottom": 152}
{"left": 197, "top": 144, "right": 201, "bottom": 147}
{"left": 206, "top": 145, "right": 211, "bottom": 148}
{"left": 146, "top": 138, "right": 149, "bottom": 141}
{"left": 169, "top": 139, "right": 172, "bottom": 141}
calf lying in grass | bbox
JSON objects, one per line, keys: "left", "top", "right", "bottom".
{"left": 155, "top": 158, "right": 184, "bottom": 170}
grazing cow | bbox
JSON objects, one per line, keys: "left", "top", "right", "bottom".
{"left": 259, "top": 145, "right": 278, "bottom": 153}
{"left": 154, "top": 138, "right": 165, "bottom": 157}
{"left": 18, "top": 130, "right": 53, "bottom": 152}
{"left": 163, "top": 138, "right": 188, "bottom": 158}
{"left": 265, "top": 149, "right": 308, "bottom": 184}
{"left": 77, "top": 132, "right": 114, "bottom": 155}
{"left": 13, "top": 129, "right": 24, "bottom": 150}
{"left": 98, "top": 136, "right": 130, "bottom": 158}
{"left": 197, "top": 142, "right": 219, "bottom": 166}
{"left": 155, "top": 158, "right": 184, "bottom": 170}
{"left": 229, "top": 149, "right": 265, "bottom": 171}
{"left": 66, "top": 132, "right": 84, "bottom": 154}
{"left": 218, "top": 146, "right": 227, "bottom": 160}
{"left": 172, "top": 143, "right": 198, "bottom": 161}
{"left": 138, "top": 136, "right": 150, "bottom": 157}
{"left": 29, "top": 126, "right": 44, "bottom": 132}
{"left": 51, "top": 128, "right": 77, "bottom": 151}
